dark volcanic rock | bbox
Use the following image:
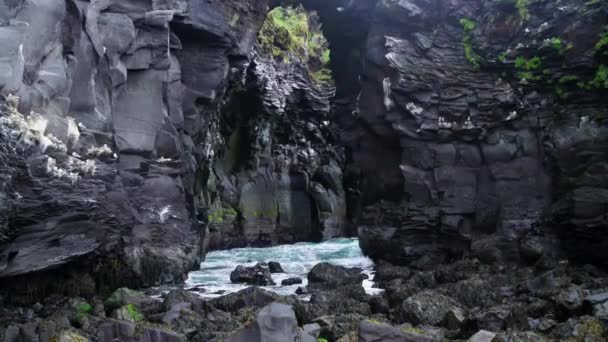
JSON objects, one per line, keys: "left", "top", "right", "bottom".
{"left": 268, "top": 261, "right": 285, "bottom": 274}
{"left": 225, "top": 302, "right": 310, "bottom": 342}
{"left": 307, "top": 263, "right": 368, "bottom": 290}
{"left": 282, "top": 277, "right": 303, "bottom": 286}
{"left": 209, "top": 287, "right": 279, "bottom": 313}
{"left": 359, "top": 320, "right": 433, "bottom": 342}
{"left": 311, "top": 0, "right": 608, "bottom": 269}
{"left": 395, "top": 290, "right": 461, "bottom": 325}
{"left": 0, "top": 0, "right": 270, "bottom": 301}
{"left": 230, "top": 264, "right": 276, "bottom": 286}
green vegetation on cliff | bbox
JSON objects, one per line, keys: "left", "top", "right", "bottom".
{"left": 516, "top": 0, "right": 530, "bottom": 21}
{"left": 258, "top": 6, "right": 332, "bottom": 84}
{"left": 460, "top": 18, "right": 482, "bottom": 70}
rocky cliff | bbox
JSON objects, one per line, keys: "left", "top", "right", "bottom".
{"left": 0, "top": 0, "right": 271, "bottom": 298}
{"left": 0, "top": 0, "right": 347, "bottom": 300}
{"left": 301, "top": 0, "right": 608, "bottom": 268}
{"left": 1, "top": 0, "right": 608, "bottom": 302}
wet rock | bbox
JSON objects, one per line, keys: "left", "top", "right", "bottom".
{"left": 268, "top": 261, "right": 284, "bottom": 274}
{"left": 396, "top": 290, "right": 461, "bottom": 325}
{"left": 358, "top": 320, "right": 433, "bottom": 342}
{"left": 553, "top": 285, "right": 586, "bottom": 319}
{"left": 104, "top": 288, "right": 150, "bottom": 312}
{"left": 209, "top": 287, "right": 278, "bottom": 313}
{"left": 373, "top": 261, "right": 412, "bottom": 283}
{"left": 296, "top": 287, "right": 309, "bottom": 295}
{"left": 384, "top": 279, "right": 420, "bottom": 308}
{"left": 474, "top": 304, "right": 528, "bottom": 332}
{"left": 468, "top": 330, "right": 497, "bottom": 342}
{"left": 551, "top": 316, "right": 606, "bottom": 342}
{"left": 583, "top": 292, "right": 608, "bottom": 320}
{"left": 57, "top": 330, "right": 88, "bottom": 342}
{"left": 230, "top": 264, "right": 276, "bottom": 286}
{"left": 443, "top": 307, "right": 466, "bottom": 330}
{"left": 303, "top": 323, "right": 321, "bottom": 337}
{"left": 225, "top": 303, "right": 302, "bottom": 342}
{"left": 368, "top": 295, "right": 390, "bottom": 315}
{"left": 307, "top": 263, "right": 367, "bottom": 290}
{"left": 493, "top": 331, "right": 547, "bottom": 342}
{"left": 99, "top": 319, "right": 186, "bottom": 342}
{"left": 282, "top": 277, "right": 303, "bottom": 286}
{"left": 162, "top": 289, "right": 202, "bottom": 312}
{"left": 112, "top": 304, "right": 144, "bottom": 322}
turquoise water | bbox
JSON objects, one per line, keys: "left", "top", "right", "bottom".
{"left": 186, "top": 238, "right": 380, "bottom": 298}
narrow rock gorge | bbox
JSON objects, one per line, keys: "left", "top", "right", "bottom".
{"left": 1, "top": 0, "right": 608, "bottom": 341}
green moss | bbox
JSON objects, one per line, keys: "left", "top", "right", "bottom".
{"left": 550, "top": 37, "right": 563, "bottom": 50}
{"left": 208, "top": 206, "right": 238, "bottom": 224}
{"left": 258, "top": 6, "right": 332, "bottom": 84}
{"left": 244, "top": 207, "right": 279, "bottom": 219}
{"left": 401, "top": 327, "right": 429, "bottom": 335}
{"left": 594, "top": 30, "right": 608, "bottom": 54}
{"left": 559, "top": 75, "right": 579, "bottom": 84}
{"left": 321, "top": 49, "right": 330, "bottom": 65}
{"left": 460, "top": 18, "right": 482, "bottom": 70}
{"left": 316, "top": 339, "right": 328, "bottom": 342}
{"left": 125, "top": 304, "right": 144, "bottom": 322}
{"left": 515, "top": 56, "right": 542, "bottom": 70}
{"left": 77, "top": 303, "right": 92, "bottom": 314}
{"left": 517, "top": 71, "right": 541, "bottom": 81}
{"left": 104, "top": 288, "right": 144, "bottom": 310}
{"left": 459, "top": 18, "right": 476, "bottom": 32}
{"left": 591, "top": 64, "right": 608, "bottom": 89}
{"left": 312, "top": 68, "right": 333, "bottom": 83}
{"left": 498, "top": 52, "right": 508, "bottom": 63}
{"left": 567, "top": 317, "right": 606, "bottom": 341}
{"left": 516, "top": 0, "right": 530, "bottom": 21}
{"left": 555, "top": 86, "right": 570, "bottom": 99}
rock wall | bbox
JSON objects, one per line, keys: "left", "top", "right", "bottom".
{"left": 0, "top": 0, "right": 269, "bottom": 298}
{"left": 306, "top": 0, "right": 608, "bottom": 267}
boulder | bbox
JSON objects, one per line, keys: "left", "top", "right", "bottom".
{"left": 282, "top": 277, "right": 303, "bottom": 286}
{"left": 225, "top": 303, "right": 302, "bottom": 342}
{"left": 396, "top": 290, "right": 461, "bottom": 325}
{"left": 104, "top": 288, "right": 151, "bottom": 311}
{"left": 443, "top": 307, "right": 466, "bottom": 330}
{"left": 307, "top": 263, "right": 367, "bottom": 289}
{"left": 209, "top": 287, "right": 278, "bottom": 313}
{"left": 303, "top": 323, "right": 321, "bottom": 337}
{"left": 99, "top": 320, "right": 186, "bottom": 342}
{"left": 268, "top": 262, "right": 284, "bottom": 273}
{"left": 468, "top": 330, "right": 497, "bottom": 342}
{"left": 358, "top": 320, "right": 433, "bottom": 342}
{"left": 583, "top": 292, "right": 608, "bottom": 320}
{"left": 230, "top": 264, "right": 275, "bottom": 286}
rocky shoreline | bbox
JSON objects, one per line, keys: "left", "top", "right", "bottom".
{"left": 2, "top": 256, "right": 608, "bottom": 341}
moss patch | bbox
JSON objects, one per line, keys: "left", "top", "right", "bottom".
{"left": 258, "top": 6, "right": 333, "bottom": 84}
{"left": 591, "top": 64, "right": 608, "bottom": 89}
{"left": 460, "top": 18, "right": 482, "bottom": 70}
{"left": 516, "top": 0, "right": 530, "bottom": 21}
{"left": 123, "top": 304, "right": 144, "bottom": 322}
{"left": 77, "top": 302, "right": 92, "bottom": 314}
{"left": 594, "top": 29, "right": 608, "bottom": 54}
{"left": 208, "top": 206, "right": 238, "bottom": 224}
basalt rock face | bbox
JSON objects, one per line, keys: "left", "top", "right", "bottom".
{"left": 301, "top": 0, "right": 608, "bottom": 267}
{"left": 202, "top": 8, "right": 347, "bottom": 250}
{"left": 0, "top": 0, "right": 269, "bottom": 300}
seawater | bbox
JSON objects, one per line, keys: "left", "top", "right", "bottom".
{"left": 186, "top": 238, "right": 381, "bottom": 298}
